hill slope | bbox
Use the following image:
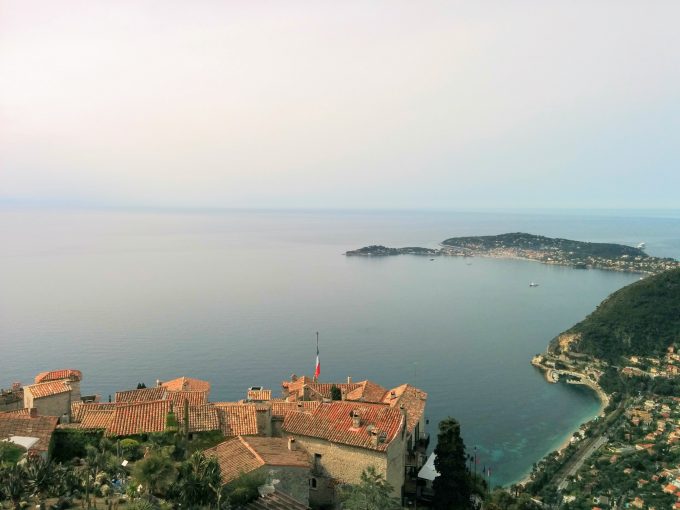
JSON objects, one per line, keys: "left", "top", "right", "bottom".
{"left": 557, "top": 268, "right": 680, "bottom": 361}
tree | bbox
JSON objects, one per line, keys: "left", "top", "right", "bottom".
{"left": 173, "top": 451, "right": 223, "bottom": 508}
{"left": 132, "top": 452, "right": 177, "bottom": 496}
{"left": 340, "top": 466, "right": 400, "bottom": 510}
{"left": 330, "top": 384, "right": 342, "bottom": 400}
{"left": 432, "top": 417, "right": 472, "bottom": 510}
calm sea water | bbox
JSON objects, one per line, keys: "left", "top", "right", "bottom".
{"left": 2, "top": 208, "right": 679, "bottom": 486}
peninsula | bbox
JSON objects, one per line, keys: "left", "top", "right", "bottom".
{"left": 346, "top": 232, "right": 680, "bottom": 275}
{"left": 524, "top": 268, "right": 680, "bottom": 508}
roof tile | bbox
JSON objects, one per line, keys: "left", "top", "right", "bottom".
{"left": 25, "top": 380, "right": 72, "bottom": 399}
{"left": 214, "top": 403, "right": 259, "bottom": 436}
{"left": 283, "top": 401, "right": 404, "bottom": 452}
{"left": 0, "top": 414, "right": 58, "bottom": 453}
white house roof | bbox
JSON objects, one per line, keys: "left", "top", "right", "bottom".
{"left": 418, "top": 452, "right": 439, "bottom": 481}
{"left": 4, "top": 435, "right": 39, "bottom": 450}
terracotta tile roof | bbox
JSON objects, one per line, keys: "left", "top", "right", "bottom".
{"left": 205, "top": 436, "right": 264, "bottom": 484}
{"left": 0, "top": 408, "right": 30, "bottom": 416}
{"left": 205, "top": 436, "right": 310, "bottom": 486}
{"left": 80, "top": 410, "right": 115, "bottom": 430}
{"left": 282, "top": 376, "right": 312, "bottom": 394}
{"left": 105, "top": 400, "right": 172, "bottom": 437}
{"left": 382, "top": 384, "right": 428, "bottom": 434}
{"left": 161, "top": 377, "right": 211, "bottom": 393}
{"left": 71, "top": 402, "right": 116, "bottom": 422}
{"left": 167, "top": 390, "right": 209, "bottom": 407}
{"left": 115, "top": 387, "right": 167, "bottom": 403}
{"left": 176, "top": 404, "right": 221, "bottom": 433}
{"left": 244, "top": 436, "right": 310, "bottom": 468}
{"left": 0, "top": 414, "right": 58, "bottom": 453}
{"left": 271, "top": 401, "right": 321, "bottom": 418}
{"left": 25, "top": 380, "right": 72, "bottom": 399}
{"left": 247, "top": 389, "right": 272, "bottom": 401}
{"left": 34, "top": 369, "right": 82, "bottom": 384}
{"left": 345, "top": 380, "right": 389, "bottom": 403}
{"left": 283, "top": 401, "right": 404, "bottom": 452}
{"left": 213, "top": 403, "right": 259, "bottom": 436}
{"left": 245, "top": 490, "right": 310, "bottom": 510}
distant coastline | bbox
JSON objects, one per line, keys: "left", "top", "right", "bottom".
{"left": 346, "top": 232, "right": 680, "bottom": 275}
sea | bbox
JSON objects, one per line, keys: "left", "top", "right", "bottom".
{"left": 2, "top": 207, "right": 680, "bottom": 486}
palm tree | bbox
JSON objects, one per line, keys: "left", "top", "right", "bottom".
{"left": 173, "top": 451, "right": 225, "bottom": 508}
{"left": 132, "top": 453, "right": 176, "bottom": 496}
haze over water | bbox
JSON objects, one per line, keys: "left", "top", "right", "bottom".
{"left": 2, "top": 207, "right": 679, "bottom": 486}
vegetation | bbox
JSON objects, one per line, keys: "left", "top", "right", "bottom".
{"left": 339, "top": 466, "right": 400, "bottom": 510}
{"left": 433, "top": 417, "right": 472, "bottom": 509}
{"left": 53, "top": 429, "right": 104, "bottom": 462}
{"left": 330, "top": 384, "right": 342, "bottom": 400}
{"left": 562, "top": 267, "right": 680, "bottom": 361}
{"left": 0, "top": 442, "right": 26, "bottom": 465}
{"left": 345, "top": 245, "right": 439, "bottom": 256}
{"left": 132, "top": 452, "right": 177, "bottom": 496}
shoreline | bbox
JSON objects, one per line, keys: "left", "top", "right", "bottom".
{"left": 511, "top": 362, "right": 609, "bottom": 488}
{"left": 437, "top": 248, "right": 651, "bottom": 276}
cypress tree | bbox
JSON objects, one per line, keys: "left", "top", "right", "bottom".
{"left": 432, "top": 417, "right": 471, "bottom": 509}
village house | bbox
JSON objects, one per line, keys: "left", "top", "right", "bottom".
{"left": 206, "top": 435, "right": 311, "bottom": 506}
{"left": 0, "top": 409, "right": 59, "bottom": 459}
{"left": 0, "top": 383, "right": 23, "bottom": 413}
{"left": 23, "top": 369, "right": 83, "bottom": 420}
{"left": 282, "top": 400, "right": 407, "bottom": 504}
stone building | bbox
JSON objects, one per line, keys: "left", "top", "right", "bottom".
{"left": 23, "top": 369, "right": 83, "bottom": 420}
{"left": 282, "top": 401, "right": 407, "bottom": 505}
{"left": 206, "top": 435, "right": 312, "bottom": 506}
{"left": 0, "top": 409, "right": 59, "bottom": 459}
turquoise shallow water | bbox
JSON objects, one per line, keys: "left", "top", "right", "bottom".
{"left": 2, "top": 208, "right": 678, "bottom": 486}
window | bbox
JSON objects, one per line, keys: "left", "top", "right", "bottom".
{"left": 310, "top": 478, "right": 317, "bottom": 489}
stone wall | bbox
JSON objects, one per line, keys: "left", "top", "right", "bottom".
{"left": 26, "top": 392, "right": 71, "bottom": 418}
{"left": 286, "top": 434, "right": 405, "bottom": 497}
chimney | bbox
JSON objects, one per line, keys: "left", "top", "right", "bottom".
{"left": 371, "top": 430, "right": 379, "bottom": 447}
{"left": 399, "top": 404, "right": 408, "bottom": 439}
{"left": 351, "top": 410, "right": 361, "bottom": 428}
{"left": 288, "top": 437, "right": 296, "bottom": 450}
{"left": 390, "top": 391, "right": 396, "bottom": 400}
{"left": 347, "top": 376, "right": 352, "bottom": 384}
{"left": 29, "top": 408, "right": 38, "bottom": 418}
{"left": 156, "top": 379, "right": 161, "bottom": 387}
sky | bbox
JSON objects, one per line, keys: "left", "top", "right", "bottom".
{"left": 1, "top": 1, "right": 679, "bottom": 210}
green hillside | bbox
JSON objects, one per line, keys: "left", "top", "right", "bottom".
{"left": 562, "top": 268, "right": 680, "bottom": 361}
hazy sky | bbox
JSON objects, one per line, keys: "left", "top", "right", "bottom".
{"left": 2, "top": 1, "right": 679, "bottom": 210}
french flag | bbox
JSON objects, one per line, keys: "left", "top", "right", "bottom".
{"left": 314, "top": 333, "right": 320, "bottom": 380}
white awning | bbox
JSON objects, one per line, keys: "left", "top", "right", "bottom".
{"left": 418, "top": 452, "right": 439, "bottom": 481}
{"left": 3, "top": 436, "right": 39, "bottom": 450}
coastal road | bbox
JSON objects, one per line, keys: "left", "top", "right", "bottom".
{"left": 555, "top": 435, "right": 608, "bottom": 491}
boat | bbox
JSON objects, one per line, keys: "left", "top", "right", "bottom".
{"left": 430, "top": 258, "right": 435, "bottom": 261}
{"left": 529, "top": 282, "right": 539, "bottom": 287}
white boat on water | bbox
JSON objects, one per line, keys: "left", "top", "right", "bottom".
{"left": 529, "top": 282, "right": 539, "bottom": 287}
